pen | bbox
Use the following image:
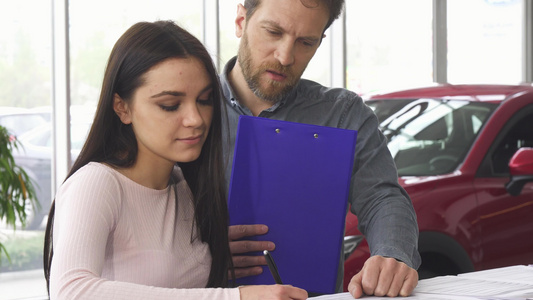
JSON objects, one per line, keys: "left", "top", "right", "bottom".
{"left": 263, "top": 250, "right": 283, "bottom": 284}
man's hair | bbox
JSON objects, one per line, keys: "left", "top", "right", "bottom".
{"left": 244, "top": 0, "right": 344, "bottom": 32}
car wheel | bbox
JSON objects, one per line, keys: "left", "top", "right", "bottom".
{"left": 418, "top": 252, "right": 461, "bottom": 279}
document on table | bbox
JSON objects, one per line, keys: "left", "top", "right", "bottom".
{"left": 308, "top": 293, "right": 484, "bottom": 299}
{"left": 308, "top": 265, "right": 533, "bottom": 300}
{"left": 415, "top": 265, "right": 533, "bottom": 298}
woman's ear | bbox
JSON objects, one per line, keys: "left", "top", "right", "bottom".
{"left": 113, "top": 94, "right": 132, "bottom": 124}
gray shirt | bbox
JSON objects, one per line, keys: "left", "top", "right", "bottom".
{"left": 220, "top": 57, "right": 421, "bottom": 283}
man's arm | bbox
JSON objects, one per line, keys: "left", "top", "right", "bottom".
{"left": 343, "top": 96, "right": 421, "bottom": 297}
{"left": 228, "top": 224, "right": 275, "bottom": 279}
{"left": 347, "top": 98, "right": 421, "bottom": 268}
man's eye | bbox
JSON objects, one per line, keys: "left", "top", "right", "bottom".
{"left": 300, "top": 39, "right": 317, "bottom": 47}
{"left": 160, "top": 104, "right": 179, "bottom": 112}
{"left": 267, "top": 29, "right": 281, "bottom": 36}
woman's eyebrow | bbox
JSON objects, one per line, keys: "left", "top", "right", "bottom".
{"left": 150, "top": 90, "right": 185, "bottom": 98}
{"left": 150, "top": 84, "right": 213, "bottom": 99}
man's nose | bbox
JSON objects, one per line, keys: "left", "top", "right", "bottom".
{"left": 274, "top": 39, "right": 295, "bottom": 66}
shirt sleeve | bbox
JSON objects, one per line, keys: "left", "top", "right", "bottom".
{"left": 49, "top": 164, "right": 240, "bottom": 300}
{"left": 347, "top": 99, "right": 422, "bottom": 269}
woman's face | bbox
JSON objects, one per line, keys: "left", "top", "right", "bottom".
{"left": 115, "top": 57, "right": 214, "bottom": 165}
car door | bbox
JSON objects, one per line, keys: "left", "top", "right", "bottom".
{"left": 474, "top": 104, "right": 533, "bottom": 270}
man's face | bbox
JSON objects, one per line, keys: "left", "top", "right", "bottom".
{"left": 236, "top": 0, "right": 329, "bottom": 103}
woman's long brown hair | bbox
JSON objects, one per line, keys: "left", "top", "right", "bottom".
{"left": 43, "top": 20, "right": 233, "bottom": 294}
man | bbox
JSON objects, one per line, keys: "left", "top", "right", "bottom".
{"left": 222, "top": 0, "right": 421, "bottom": 298}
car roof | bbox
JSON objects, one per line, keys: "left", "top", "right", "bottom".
{"left": 365, "top": 84, "right": 533, "bottom": 103}
{"left": 0, "top": 106, "right": 32, "bottom": 116}
{"left": 0, "top": 106, "right": 52, "bottom": 118}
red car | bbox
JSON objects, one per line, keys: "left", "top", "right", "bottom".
{"left": 343, "top": 84, "right": 533, "bottom": 291}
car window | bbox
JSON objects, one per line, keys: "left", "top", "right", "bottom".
{"left": 71, "top": 123, "right": 91, "bottom": 150}
{"left": 480, "top": 105, "right": 533, "bottom": 176}
{"left": 0, "top": 114, "right": 47, "bottom": 137}
{"left": 367, "top": 98, "right": 496, "bottom": 176}
{"left": 26, "top": 128, "right": 51, "bottom": 147}
{"left": 18, "top": 122, "right": 90, "bottom": 150}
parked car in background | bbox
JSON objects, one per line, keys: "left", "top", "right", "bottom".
{"left": 342, "top": 84, "right": 533, "bottom": 291}
{"left": 11, "top": 121, "right": 91, "bottom": 229}
{"left": 0, "top": 107, "right": 49, "bottom": 138}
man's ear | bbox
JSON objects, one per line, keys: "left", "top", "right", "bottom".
{"left": 235, "top": 4, "right": 247, "bottom": 38}
{"left": 113, "top": 94, "right": 132, "bottom": 124}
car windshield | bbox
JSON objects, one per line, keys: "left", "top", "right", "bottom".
{"left": 366, "top": 98, "right": 497, "bottom": 176}
{"left": 20, "top": 122, "right": 90, "bottom": 150}
{"left": 0, "top": 114, "right": 47, "bottom": 137}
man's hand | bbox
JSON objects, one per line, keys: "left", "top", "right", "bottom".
{"left": 228, "top": 224, "right": 275, "bottom": 279}
{"left": 347, "top": 255, "right": 418, "bottom": 298}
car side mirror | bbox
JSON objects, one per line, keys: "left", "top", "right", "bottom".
{"left": 505, "top": 147, "right": 533, "bottom": 196}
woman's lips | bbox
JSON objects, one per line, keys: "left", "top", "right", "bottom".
{"left": 179, "top": 135, "right": 202, "bottom": 145}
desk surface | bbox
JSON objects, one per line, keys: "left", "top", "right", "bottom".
{"left": 310, "top": 265, "right": 533, "bottom": 299}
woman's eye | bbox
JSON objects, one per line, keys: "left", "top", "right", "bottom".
{"left": 160, "top": 104, "right": 179, "bottom": 112}
{"left": 198, "top": 97, "right": 214, "bottom": 106}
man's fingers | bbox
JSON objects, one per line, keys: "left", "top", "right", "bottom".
{"left": 229, "top": 266, "right": 264, "bottom": 279}
{"left": 399, "top": 269, "right": 419, "bottom": 297}
{"left": 381, "top": 273, "right": 401, "bottom": 297}
{"left": 228, "top": 224, "right": 269, "bottom": 240}
{"left": 350, "top": 256, "right": 419, "bottom": 298}
{"left": 227, "top": 224, "right": 275, "bottom": 281}
{"left": 229, "top": 240, "right": 275, "bottom": 255}
{"left": 347, "top": 271, "right": 364, "bottom": 298}
{"left": 371, "top": 258, "right": 397, "bottom": 296}
{"left": 232, "top": 252, "right": 267, "bottom": 268}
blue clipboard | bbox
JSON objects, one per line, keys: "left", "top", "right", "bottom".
{"left": 228, "top": 116, "right": 357, "bottom": 294}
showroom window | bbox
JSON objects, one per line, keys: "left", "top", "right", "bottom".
{"left": 0, "top": 0, "right": 52, "bottom": 298}
{"left": 447, "top": 0, "right": 523, "bottom": 84}
{"left": 345, "top": 0, "right": 434, "bottom": 96}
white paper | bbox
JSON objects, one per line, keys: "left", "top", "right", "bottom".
{"left": 308, "top": 291, "right": 483, "bottom": 299}
{"left": 308, "top": 265, "right": 533, "bottom": 300}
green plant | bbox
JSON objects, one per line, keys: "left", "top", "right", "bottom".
{"left": 0, "top": 125, "right": 39, "bottom": 263}
{"left": 0, "top": 231, "right": 44, "bottom": 272}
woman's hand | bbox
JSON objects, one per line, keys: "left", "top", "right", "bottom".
{"left": 239, "top": 284, "right": 308, "bottom": 300}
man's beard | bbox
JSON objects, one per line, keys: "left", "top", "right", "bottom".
{"left": 237, "top": 31, "right": 303, "bottom": 103}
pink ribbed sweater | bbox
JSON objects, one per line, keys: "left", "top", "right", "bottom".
{"left": 50, "top": 162, "right": 240, "bottom": 299}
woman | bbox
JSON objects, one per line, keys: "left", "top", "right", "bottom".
{"left": 43, "top": 20, "right": 307, "bottom": 300}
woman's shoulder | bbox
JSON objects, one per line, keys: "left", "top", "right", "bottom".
{"left": 59, "top": 162, "right": 125, "bottom": 197}
{"left": 69, "top": 162, "right": 122, "bottom": 183}
{"left": 54, "top": 163, "right": 127, "bottom": 232}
